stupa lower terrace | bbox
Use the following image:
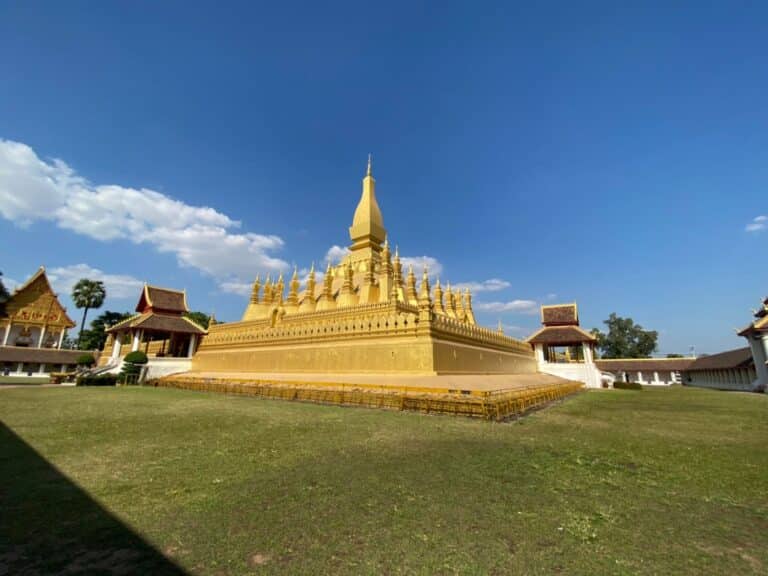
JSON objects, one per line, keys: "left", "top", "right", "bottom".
{"left": 192, "top": 158, "right": 536, "bottom": 376}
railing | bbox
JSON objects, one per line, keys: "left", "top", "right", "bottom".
{"left": 152, "top": 375, "right": 583, "bottom": 421}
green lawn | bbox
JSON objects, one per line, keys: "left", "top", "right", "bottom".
{"left": 0, "top": 375, "right": 51, "bottom": 385}
{"left": 1, "top": 386, "right": 766, "bottom": 575}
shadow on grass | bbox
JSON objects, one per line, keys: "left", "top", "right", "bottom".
{"left": 0, "top": 422, "right": 186, "bottom": 575}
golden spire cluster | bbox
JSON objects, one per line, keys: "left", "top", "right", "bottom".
{"left": 240, "top": 157, "right": 476, "bottom": 324}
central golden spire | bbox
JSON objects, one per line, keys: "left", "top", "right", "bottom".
{"left": 349, "top": 155, "right": 386, "bottom": 254}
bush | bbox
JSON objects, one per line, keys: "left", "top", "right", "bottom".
{"left": 614, "top": 381, "right": 643, "bottom": 390}
{"left": 120, "top": 350, "right": 149, "bottom": 384}
{"left": 123, "top": 351, "right": 148, "bottom": 365}
{"left": 76, "top": 374, "right": 118, "bottom": 386}
{"left": 76, "top": 354, "right": 96, "bottom": 367}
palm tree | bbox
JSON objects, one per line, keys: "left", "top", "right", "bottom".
{"left": 72, "top": 279, "right": 106, "bottom": 349}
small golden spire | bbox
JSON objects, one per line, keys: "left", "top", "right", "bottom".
{"left": 367, "top": 153, "right": 372, "bottom": 177}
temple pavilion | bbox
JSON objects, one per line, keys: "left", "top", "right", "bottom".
{"left": 0, "top": 267, "right": 88, "bottom": 377}
{"left": 103, "top": 284, "right": 207, "bottom": 365}
{"left": 526, "top": 304, "right": 604, "bottom": 387}
{"left": 192, "top": 158, "right": 536, "bottom": 375}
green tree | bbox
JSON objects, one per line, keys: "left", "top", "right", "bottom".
{"left": 71, "top": 279, "right": 106, "bottom": 349}
{"left": 0, "top": 271, "right": 10, "bottom": 316}
{"left": 184, "top": 311, "right": 210, "bottom": 329}
{"left": 78, "top": 310, "right": 132, "bottom": 351}
{"left": 591, "top": 313, "right": 658, "bottom": 359}
{"left": 666, "top": 353, "right": 684, "bottom": 358}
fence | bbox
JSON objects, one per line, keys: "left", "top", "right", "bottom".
{"left": 150, "top": 376, "right": 583, "bottom": 421}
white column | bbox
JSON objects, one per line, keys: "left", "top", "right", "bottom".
{"left": 636, "top": 371, "right": 644, "bottom": 383}
{"left": 39, "top": 363, "right": 46, "bottom": 374}
{"left": 187, "top": 334, "right": 197, "bottom": 358}
{"left": 653, "top": 371, "right": 660, "bottom": 384}
{"left": 534, "top": 343, "right": 545, "bottom": 364}
{"left": 16, "top": 362, "right": 23, "bottom": 374}
{"left": 38, "top": 325, "right": 47, "bottom": 348}
{"left": 582, "top": 343, "right": 594, "bottom": 364}
{"left": 111, "top": 333, "right": 123, "bottom": 361}
{"left": 57, "top": 330, "right": 66, "bottom": 349}
{"left": 2, "top": 322, "right": 11, "bottom": 346}
{"left": 131, "top": 330, "right": 142, "bottom": 352}
{"left": 60, "top": 363, "right": 67, "bottom": 372}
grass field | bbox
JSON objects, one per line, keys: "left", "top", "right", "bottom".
{"left": 0, "top": 375, "right": 51, "bottom": 385}
{"left": 1, "top": 386, "right": 766, "bottom": 575}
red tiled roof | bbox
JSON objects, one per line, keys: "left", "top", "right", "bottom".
{"left": 541, "top": 304, "right": 578, "bottom": 326}
{"left": 596, "top": 358, "right": 695, "bottom": 372}
{"left": 527, "top": 325, "right": 596, "bottom": 345}
{"left": 0, "top": 346, "right": 96, "bottom": 365}
{"left": 106, "top": 312, "right": 206, "bottom": 335}
{"left": 684, "top": 347, "right": 754, "bottom": 371}
{"left": 137, "top": 285, "right": 188, "bottom": 313}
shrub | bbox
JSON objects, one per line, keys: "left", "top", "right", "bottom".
{"left": 76, "top": 374, "right": 118, "bottom": 386}
{"left": 120, "top": 350, "right": 149, "bottom": 384}
{"left": 123, "top": 351, "right": 148, "bottom": 365}
{"left": 614, "top": 381, "right": 643, "bottom": 390}
{"left": 76, "top": 354, "right": 96, "bottom": 367}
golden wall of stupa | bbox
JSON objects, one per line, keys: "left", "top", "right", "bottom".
{"left": 192, "top": 159, "right": 536, "bottom": 375}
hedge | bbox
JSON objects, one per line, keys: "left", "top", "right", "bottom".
{"left": 76, "top": 374, "right": 118, "bottom": 386}
{"left": 76, "top": 354, "right": 96, "bottom": 367}
{"left": 614, "top": 381, "right": 643, "bottom": 390}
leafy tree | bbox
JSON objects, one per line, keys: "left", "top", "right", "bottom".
{"left": 78, "top": 310, "right": 132, "bottom": 351}
{"left": 591, "top": 313, "right": 658, "bottom": 359}
{"left": 0, "top": 271, "right": 10, "bottom": 316}
{"left": 666, "top": 353, "right": 684, "bottom": 358}
{"left": 71, "top": 279, "right": 106, "bottom": 349}
{"left": 76, "top": 353, "right": 96, "bottom": 367}
{"left": 185, "top": 311, "right": 210, "bottom": 329}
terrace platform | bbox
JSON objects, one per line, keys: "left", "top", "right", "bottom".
{"left": 154, "top": 371, "right": 583, "bottom": 421}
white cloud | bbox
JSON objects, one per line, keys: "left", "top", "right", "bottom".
{"left": 453, "top": 278, "right": 510, "bottom": 293}
{"left": 400, "top": 255, "right": 443, "bottom": 277}
{"left": 499, "top": 324, "right": 527, "bottom": 334}
{"left": 219, "top": 280, "right": 252, "bottom": 297}
{"left": 321, "top": 245, "right": 443, "bottom": 278}
{"left": 47, "top": 264, "right": 144, "bottom": 299}
{"left": 2, "top": 276, "right": 20, "bottom": 292}
{"left": 0, "top": 139, "right": 289, "bottom": 290}
{"left": 474, "top": 299, "right": 539, "bottom": 314}
{"left": 745, "top": 215, "right": 767, "bottom": 233}
{"left": 325, "top": 245, "right": 350, "bottom": 264}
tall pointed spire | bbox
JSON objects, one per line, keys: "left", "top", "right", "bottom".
{"left": 286, "top": 267, "right": 300, "bottom": 309}
{"left": 250, "top": 274, "right": 261, "bottom": 304}
{"left": 405, "top": 264, "right": 418, "bottom": 306}
{"left": 349, "top": 155, "right": 386, "bottom": 254}
{"left": 299, "top": 262, "right": 317, "bottom": 313}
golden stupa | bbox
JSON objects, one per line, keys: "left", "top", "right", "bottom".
{"left": 192, "top": 158, "right": 536, "bottom": 375}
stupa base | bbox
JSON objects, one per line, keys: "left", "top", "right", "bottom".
{"left": 152, "top": 371, "right": 583, "bottom": 421}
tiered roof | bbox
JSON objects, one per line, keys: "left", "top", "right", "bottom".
{"left": 106, "top": 284, "right": 206, "bottom": 335}
{"left": 527, "top": 303, "right": 596, "bottom": 345}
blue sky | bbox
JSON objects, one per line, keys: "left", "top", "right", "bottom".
{"left": 0, "top": 1, "right": 765, "bottom": 355}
